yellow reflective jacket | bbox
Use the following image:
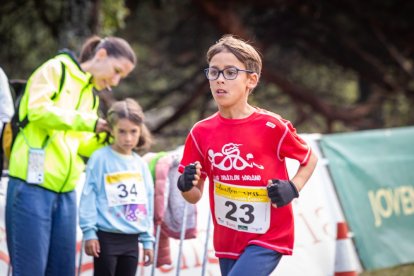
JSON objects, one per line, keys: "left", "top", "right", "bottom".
{"left": 8, "top": 52, "right": 104, "bottom": 192}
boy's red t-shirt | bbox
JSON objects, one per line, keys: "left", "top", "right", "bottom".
{"left": 179, "top": 109, "right": 311, "bottom": 259}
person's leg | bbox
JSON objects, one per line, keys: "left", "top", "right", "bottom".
{"left": 6, "top": 179, "right": 54, "bottom": 275}
{"left": 114, "top": 233, "right": 139, "bottom": 276}
{"left": 94, "top": 231, "right": 121, "bottom": 276}
{"left": 94, "top": 231, "right": 140, "bottom": 276}
{"left": 115, "top": 255, "right": 138, "bottom": 276}
{"left": 94, "top": 232, "right": 117, "bottom": 276}
{"left": 219, "top": 258, "right": 237, "bottom": 276}
{"left": 228, "top": 245, "right": 282, "bottom": 276}
{"left": 45, "top": 190, "right": 77, "bottom": 276}
{"left": 94, "top": 254, "right": 118, "bottom": 276}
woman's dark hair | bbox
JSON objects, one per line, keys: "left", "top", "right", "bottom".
{"left": 79, "top": 35, "right": 136, "bottom": 65}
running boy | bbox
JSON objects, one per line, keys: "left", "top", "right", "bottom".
{"left": 177, "top": 35, "right": 318, "bottom": 276}
{"left": 79, "top": 98, "right": 154, "bottom": 276}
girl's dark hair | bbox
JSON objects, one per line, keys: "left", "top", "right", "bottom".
{"left": 79, "top": 35, "right": 136, "bottom": 65}
{"left": 107, "top": 98, "right": 153, "bottom": 152}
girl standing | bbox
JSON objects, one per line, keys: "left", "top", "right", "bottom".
{"left": 79, "top": 98, "right": 155, "bottom": 276}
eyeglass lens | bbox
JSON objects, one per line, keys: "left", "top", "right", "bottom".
{"left": 206, "top": 68, "right": 239, "bottom": 80}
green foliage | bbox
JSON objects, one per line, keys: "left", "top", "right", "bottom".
{"left": 383, "top": 93, "right": 413, "bottom": 128}
{"left": 0, "top": 1, "right": 58, "bottom": 77}
{"left": 101, "top": 0, "right": 130, "bottom": 35}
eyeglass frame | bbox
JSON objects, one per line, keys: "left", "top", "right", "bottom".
{"left": 204, "top": 66, "right": 254, "bottom": 80}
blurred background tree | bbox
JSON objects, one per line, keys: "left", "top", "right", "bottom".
{"left": 1, "top": 0, "right": 414, "bottom": 151}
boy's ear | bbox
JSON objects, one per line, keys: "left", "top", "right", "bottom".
{"left": 247, "top": 72, "right": 259, "bottom": 90}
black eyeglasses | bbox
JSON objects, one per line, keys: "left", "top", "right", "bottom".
{"left": 204, "top": 67, "right": 254, "bottom": 80}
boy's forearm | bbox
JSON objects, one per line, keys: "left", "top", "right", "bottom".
{"left": 291, "top": 151, "right": 318, "bottom": 192}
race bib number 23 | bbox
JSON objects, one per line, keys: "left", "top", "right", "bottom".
{"left": 214, "top": 181, "right": 271, "bottom": 234}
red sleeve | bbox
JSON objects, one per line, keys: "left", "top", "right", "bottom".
{"left": 178, "top": 131, "right": 207, "bottom": 178}
{"left": 278, "top": 120, "right": 311, "bottom": 165}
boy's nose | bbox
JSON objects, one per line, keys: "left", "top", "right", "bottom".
{"left": 217, "top": 71, "right": 226, "bottom": 81}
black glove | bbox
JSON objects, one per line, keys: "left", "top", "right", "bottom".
{"left": 267, "top": 179, "right": 299, "bottom": 207}
{"left": 177, "top": 163, "right": 197, "bottom": 192}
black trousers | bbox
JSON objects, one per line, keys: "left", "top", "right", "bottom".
{"left": 94, "top": 230, "right": 140, "bottom": 276}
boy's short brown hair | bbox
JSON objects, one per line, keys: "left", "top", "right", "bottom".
{"left": 206, "top": 34, "right": 262, "bottom": 76}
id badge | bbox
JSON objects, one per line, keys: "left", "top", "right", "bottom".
{"left": 27, "top": 148, "right": 45, "bottom": 184}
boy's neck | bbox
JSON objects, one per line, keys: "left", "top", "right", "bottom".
{"left": 219, "top": 104, "right": 256, "bottom": 119}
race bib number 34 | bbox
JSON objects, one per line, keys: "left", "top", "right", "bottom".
{"left": 214, "top": 181, "right": 271, "bottom": 234}
{"left": 105, "top": 171, "right": 147, "bottom": 207}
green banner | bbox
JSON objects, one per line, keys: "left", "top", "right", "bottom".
{"left": 320, "top": 127, "right": 414, "bottom": 270}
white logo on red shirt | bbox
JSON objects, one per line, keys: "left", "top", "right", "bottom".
{"left": 208, "top": 143, "right": 264, "bottom": 171}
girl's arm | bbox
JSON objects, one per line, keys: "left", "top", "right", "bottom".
{"left": 139, "top": 161, "right": 155, "bottom": 250}
{"left": 143, "top": 248, "right": 154, "bottom": 266}
{"left": 84, "top": 240, "right": 100, "bottom": 258}
{"left": 79, "top": 163, "right": 99, "bottom": 241}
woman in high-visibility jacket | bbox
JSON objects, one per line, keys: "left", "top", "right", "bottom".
{"left": 6, "top": 36, "right": 136, "bottom": 276}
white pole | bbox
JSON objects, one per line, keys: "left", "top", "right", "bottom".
{"left": 175, "top": 202, "right": 188, "bottom": 276}
{"left": 151, "top": 224, "right": 162, "bottom": 276}
{"left": 77, "top": 240, "right": 84, "bottom": 276}
{"left": 201, "top": 212, "right": 211, "bottom": 276}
